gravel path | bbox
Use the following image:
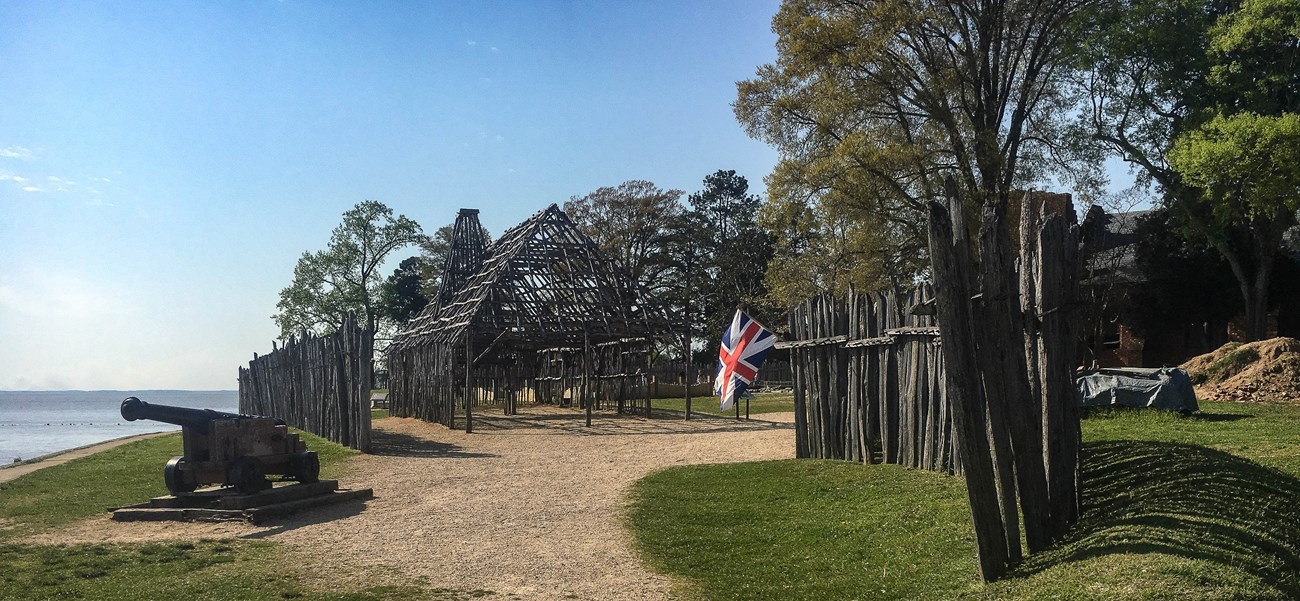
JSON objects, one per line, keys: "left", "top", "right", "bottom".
{"left": 33, "top": 406, "right": 796, "bottom": 600}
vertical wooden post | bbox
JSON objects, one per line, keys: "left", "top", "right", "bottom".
{"left": 928, "top": 200, "right": 1010, "bottom": 582}
{"left": 585, "top": 329, "right": 593, "bottom": 427}
{"left": 644, "top": 338, "right": 653, "bottom": 418}
{"left": 465, "top": 334, "right": 473, "bottom": 434}
{"left": 684, "top": 332, "right": 693, "bottom": 421}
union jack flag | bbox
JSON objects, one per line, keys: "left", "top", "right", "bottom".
{"left": 715, "top": 309, "right": 775, "bottom": 411}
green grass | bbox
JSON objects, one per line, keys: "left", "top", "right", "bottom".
{"left": 651, "top": 392, "right": 794, "bottom": 416}
{"left": 0, "top": 431, "right": 507, "bottom": 600}
{"left": 0, "top": 539, "right": 487, "bottom": 600}
{"left": 630, "top": 460, "right": 979, "bottom": 600}
{"left": 371, "top": 408, "right": 390, "bottom": 420}
{"left": 628, "top": 400, "right": 1300, "bottom": 600}
{"left": 1198, "top": 345, "right": 1259, "bottom": 384}
{"left": 0, "top": 430, "right": 356, "bottom": 541}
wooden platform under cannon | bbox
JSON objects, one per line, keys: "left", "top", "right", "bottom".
{"left": 110, "top": 480, "right": 373, "bottom": 524}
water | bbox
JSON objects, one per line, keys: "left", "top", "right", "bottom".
{"left": 0, "top": 390, "right": 238, "bottom": 465}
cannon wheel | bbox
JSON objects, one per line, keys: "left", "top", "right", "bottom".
{"left": 290, "top": 451, "right": 320, "bottom": 484}
{"left": 164, "top": 456, "right": 197, "bottom": 495}
{"left": 229, "top": 458, "right": 266, "bottom": 495}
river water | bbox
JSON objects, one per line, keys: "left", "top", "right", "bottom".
{"left": 0, "top": 390, "right": 238, "bottom": 464}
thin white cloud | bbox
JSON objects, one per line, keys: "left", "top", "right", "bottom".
{"left": 93, "top": 176, "right": 112, "bottom": 183}
{"left": 0, "top": 174, "right": 28, "bottom": 183}
{"left": 0, "top": 146, "right": 34, "bottom": 160}
{"left": 490, "top": 46, "right": 499, "bottom": 52}
{"left": 21, "top": 186, "right": 41, "bottom": 193}
{"left": 467, "top": 40, "right": 477, "bottom": 46}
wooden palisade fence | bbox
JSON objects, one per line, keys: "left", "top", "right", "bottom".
{"left": 783, "top": 190, "right": 1083, "bottom": 582}
{"left": 238, "top": 313, "right": 374, "bottom": 452}
{"left": 781, "top": 288, "right": 952, "bottom": 472}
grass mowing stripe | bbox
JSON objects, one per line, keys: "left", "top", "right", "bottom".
{"left": 628, "top": 400, "right": 1300, "bottom": 600}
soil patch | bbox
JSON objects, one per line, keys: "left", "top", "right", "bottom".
{"left": 1181, "top": 337, "right": 1300, "bottom": 403}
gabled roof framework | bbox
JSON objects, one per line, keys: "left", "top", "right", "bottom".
{"left": 392, "top": 204, "right": 677, "bottom": 358}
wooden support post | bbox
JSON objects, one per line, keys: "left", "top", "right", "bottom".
{"left": 585, "top": 329, "right": 592, "bottom": 427}
{"left": 645, "top": 338, "right": 653, "bottom": 419}
{"left": 684, "top": 333, "right": 693, "bottom": 421}
{"left": 465, "top": 335, "right": 473, "bottom": 434}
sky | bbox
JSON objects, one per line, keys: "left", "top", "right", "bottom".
{"left": 0, "top": 1, "right": 787, "bottom": 390}
{"left": 0, "top": 2, "right": 1139, "bottom": 391}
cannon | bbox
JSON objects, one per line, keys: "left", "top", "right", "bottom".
{"left": 121, "top": 397, "right": 320, "bottom": 495}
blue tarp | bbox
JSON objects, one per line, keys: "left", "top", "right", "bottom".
{"left": 1075, "top": 367, "right": 1199, "bottom": 412}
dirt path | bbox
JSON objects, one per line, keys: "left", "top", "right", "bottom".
{"left": 0, "top": 432, "right": 173, "bottom": 484}
{"left": 34, "top": 407, "right": 796, "bottom": 600}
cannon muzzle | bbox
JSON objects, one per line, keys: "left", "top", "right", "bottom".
{"left": 120, "top": 397, "right": 273, "bottom": 429}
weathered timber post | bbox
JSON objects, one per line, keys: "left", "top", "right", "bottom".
{"left": 464, "top": 335, "right": 473, "bottom": 434}
{"left": 644, "top": 338, "right": 653, "bottom": 418}
{"left": 585, "top": 329, "right": 593, "bottom": 427}
{"left": 684, "top": 331, "right": 693, "bottom": 421}
{"left": 928, "top": 200, "right": 1010, "bottom": 582}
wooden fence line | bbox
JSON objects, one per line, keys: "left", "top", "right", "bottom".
{"left": 238, "top": 313, "right": 373, "bottom": 452}
{"left": 780, "top": 286, "right": 956, "bottom": 474}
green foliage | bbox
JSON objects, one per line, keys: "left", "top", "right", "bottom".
{"left": 1169, "top": 112, "right": 1300, "bottom": 235}
{"left": 1078, "top": 0, "right": 1300, "bottom": 340}
{"left": 563, "top": 180, "right": 685, "bottom": 294}
{"left": 684, "top": 170, "right": 778, "bottom": 338}
{"left": 0, "top": 431, "right": 357, "bottom": 541}
{"left": 737, "top": 0, "right": 1090, "bottom": 294}
{"left": 378, "top": 256, "right": 429, "bottom": 325}
{"left": 629, "top": 400, "right": 1300, "bottom": 599}
{"left": 274, "top": 200, "right": 424, "bottom": 338}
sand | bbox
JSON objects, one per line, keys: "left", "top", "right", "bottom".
{"left": 23, "top": 406, "right": 796, "bottom": 600}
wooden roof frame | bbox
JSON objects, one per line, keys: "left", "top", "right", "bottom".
{"left": 390, "top": 204, "right": 679, "bottom": 359}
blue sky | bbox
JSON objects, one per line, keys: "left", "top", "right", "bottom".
{"left": 0, "top": 2, "right": 1141, "bottom": 391}
{"left": 0, "top": 1, "right": 783, "bottom": 390}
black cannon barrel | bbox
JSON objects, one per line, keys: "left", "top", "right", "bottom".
{"left": 120, "top": 397, "right": 276, "bottom": 429}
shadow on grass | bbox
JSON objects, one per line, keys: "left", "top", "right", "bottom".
{"left": 367, "top": 430, "right": 497, "bottom": 459}
{"left": 1187, "top": 412, "right": 1252, "bottom": 422}
{"left": 1016, "top": 440, "right": 1300, "bottom": 595}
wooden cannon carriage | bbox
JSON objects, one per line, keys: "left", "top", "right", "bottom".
{"left": 120, "top": 396, "right": 320, "bottom": 495}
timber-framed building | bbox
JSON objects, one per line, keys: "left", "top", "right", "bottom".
{"left": 387, "top": 205, "right": 678, "bottom": 431}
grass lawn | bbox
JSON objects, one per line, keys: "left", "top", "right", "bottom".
{"left": 628, "top": 400, "right": 1300, "bottom": 600}
{"left": 0, "top": 431, "right": 492, "bottom": 600}
{"left": 651, "top": 392, "right": 794, "bottom": 416}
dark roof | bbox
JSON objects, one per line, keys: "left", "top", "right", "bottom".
{"left": 1082, "top": 208, "right": 1151, "bottom": 285}
{"left": 390, "top": 204, "right": 677, "bottom": 356}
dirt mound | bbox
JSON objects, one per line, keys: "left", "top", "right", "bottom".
{"left": 1181, "top": 337, "right": 1300, "bottom": 403}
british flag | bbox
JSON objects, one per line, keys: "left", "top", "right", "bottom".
{"left": 714, "top": 309, "right": 775, "bottom": 411}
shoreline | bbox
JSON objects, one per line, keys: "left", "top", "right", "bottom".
{"left": 0, "top": 431, "right": 174, "bottom": 483}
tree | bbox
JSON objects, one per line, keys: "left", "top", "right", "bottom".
{"left": 685, "top": 170, "right": 777, "bottom": 337}
{"left": 736, "top": 0, "right": 1092, "bottom": 290}
{"left": 378, "top": 256, "right": 429, "bottom": 325}
{"left": 1076, "top": 0, "right": 1300, "bottom": 340}
{"left": 1168, "top": 112, "right": 1300, "bottom": 338}
{"left": 274, "top": 200, "right": 424, "bottom": 338}
{"left": 563, "top": 180, "right": 685, "bottom": 295}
